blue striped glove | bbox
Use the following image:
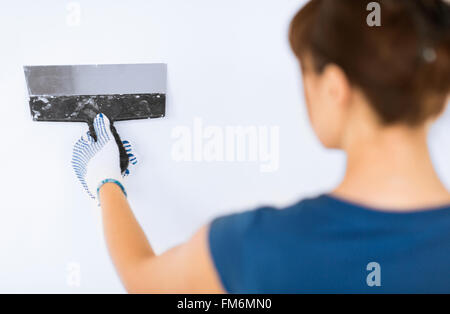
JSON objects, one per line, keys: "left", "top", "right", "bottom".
{"left": 71, "top": 113, "right": 138, "bottom": 201}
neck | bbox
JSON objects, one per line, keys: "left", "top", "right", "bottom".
{"left": 334, "top": 123, "right": 450, "bottom": 211}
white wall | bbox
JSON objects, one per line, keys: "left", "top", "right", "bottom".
{"left": 0, "top": 0, "right": 449, "bottom": 293}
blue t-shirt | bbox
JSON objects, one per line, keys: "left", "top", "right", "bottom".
{"left": 209, "top": 195, "right": 450, "bottom": 293}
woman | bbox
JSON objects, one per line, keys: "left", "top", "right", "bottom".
{"left": 72, "top": 0, "right": 450, "bottom": 293}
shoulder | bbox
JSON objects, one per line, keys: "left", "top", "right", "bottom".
{"left": 207, "top": 195, "right": 329, "bottom": 292}
{"left": 213, "top": 194, "right": 328, "bottom": 224}
{"left": 209, "top": 195, "right": 331, "bottom": 239}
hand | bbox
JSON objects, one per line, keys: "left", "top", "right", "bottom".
{"left": 71, "top": 113, "right": 137, "bottom": 201}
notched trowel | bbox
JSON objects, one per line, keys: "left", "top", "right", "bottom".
{"left": 24, "top": 63, "right": 167, "bottom": 173}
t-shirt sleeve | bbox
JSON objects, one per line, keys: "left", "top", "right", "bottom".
{"left": 208, "top": 207, "right": 274, "bottom": 293}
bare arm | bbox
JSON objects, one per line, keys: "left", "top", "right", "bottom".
{"left": 99, "top": 182, "right": 225, "bottom": 294}
{"left": 71, "top": 114, "right": 222, "bottom": 293}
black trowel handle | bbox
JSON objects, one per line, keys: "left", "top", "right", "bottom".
{"left": 87, "top": 120, "right": 130, "bottom": 174}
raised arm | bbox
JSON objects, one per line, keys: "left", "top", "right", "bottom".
{"left": 72, "top": 113, "right": 225, "bottom": 293}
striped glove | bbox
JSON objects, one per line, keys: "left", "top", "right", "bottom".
{"left": 71, "top": 113, "right": 138, "bottom": 201}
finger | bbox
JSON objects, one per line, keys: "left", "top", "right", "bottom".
{"left": 71, "top": 152, "right": 87, "bottom": 171}
{"left": 121, "top": 140, "right": 138, "bottom": 177}
{"left": 93, "top": 113, "right": 112, "bottom": 143}
{"left": 74, "top": 137, "right": 94, "bottom": 161}
{"left": 86, "top": 131, "right": 95, "bottom": 143}
{"left": 71, "top": 152, "right": 91, "bottom": 198}
{"left": 93, "top": 113, "right": 106, "bottom": 142}
{"left": 80, "top": 131, "right": 95, "bottom": 145}
{"left": 73, "top": 140, "right": 90, "bottom": 162}
{"left": 123, "top": 140, "right": 138, "bottom": 166}
{"left": 80, "top": 133, "right": 89, "bottom": 144}
{"left": 128, "top": 153, "right": 137, "bottom": 165}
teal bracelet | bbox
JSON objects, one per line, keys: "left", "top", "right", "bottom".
{"left": 97, "top": 179, "right": 127, "bottom": 199}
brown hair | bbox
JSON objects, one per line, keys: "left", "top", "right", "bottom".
{"left": 289, "top": 0, "right": 450, "bottom": 125}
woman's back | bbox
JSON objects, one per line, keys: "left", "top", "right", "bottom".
{"left": 210, "top": 195, "right": 450, "bottom": 293}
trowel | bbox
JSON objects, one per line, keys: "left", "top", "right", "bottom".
{"left": 24, "top": 63, "right": 166, "bottom": 173}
